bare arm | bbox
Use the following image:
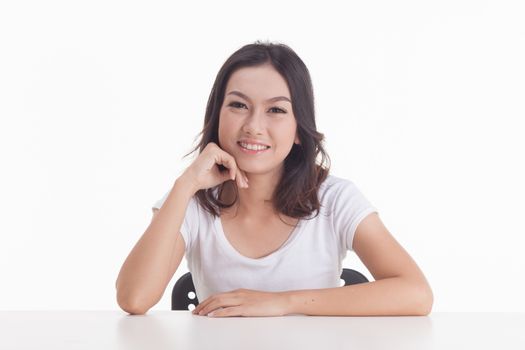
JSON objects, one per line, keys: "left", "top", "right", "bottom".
{"left": 115, "top": 142, "right": 247, "bottom": 315}
{"left": 115, "top": 175, "right": 197, "bottom": 315}
{"left": 285, "top": 213, "right": 433, "bottom": 316}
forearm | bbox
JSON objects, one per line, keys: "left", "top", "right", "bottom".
{"left": 116, "top": 176, "right": 196, "bottom": 312}
{"left": 284, "top": 277, "right": 433, "bottom": 316}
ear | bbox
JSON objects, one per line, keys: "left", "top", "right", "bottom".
{"left": 294, "top": 133, "right": 301, "bottom": 145}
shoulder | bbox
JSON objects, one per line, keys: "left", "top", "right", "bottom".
{"left": 317, "top": 174, "right": 376, "bottom": 220}
{"left": 318, "top": 174, "right": 361, "bottom": 201}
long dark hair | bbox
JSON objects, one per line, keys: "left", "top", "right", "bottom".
{"left": 182, "top": 40, "right": 330, "bottom": 223}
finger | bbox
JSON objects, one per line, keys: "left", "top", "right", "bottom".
{"left": 198, "top": 297, "right": 238, "bottom": 316}
{"left": 241, "top": 170, "right": 249, "bottom": 185}
{"left": 192, "top": 298, "right": 212, "bottom": 314}
{"left": 215, "top": 151, "right": 247, "bottom": 188}
{"left": 236, "top": 168, "right": 246, "bottom": 188}
{"left": 229, "top": 163, "right": 236, "bottom": 182}
{"left": 208, "top": 306, "right": 243, "bottom": 317}
{"left": 237, "top": 167, "right": 250, "bottom": 188}
{"left": 215, "top": 152, "right": 236, "bottom": 181}
{"left": 197, "top": 299, "right": 223, "bottom": 316}
{"left": 193, "top": 295, "right": 222, "bottom": 315}
{"left": 218, "top": 151, "right": 246, "bottom": 187}
{"left": 224, "top": 157, "right": 243, "bottom": 188}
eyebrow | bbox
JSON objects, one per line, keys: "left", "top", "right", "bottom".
{"left": 226, "top": 90, "right": 291, "bottom": 103}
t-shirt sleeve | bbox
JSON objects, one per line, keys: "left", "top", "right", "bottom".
{"left": 331, "top": 179, "right": 379, "bottom": 252}
{"left": 151, "top": 189, "right": 199, "bottom": 253}
{"left": 152, "top": 191, "right": 170, "bottom": 211}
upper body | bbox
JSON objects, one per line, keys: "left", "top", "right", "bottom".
{"left": 118, "top": 41, "right": 433, "bottom": 316}
{"left": 152, "top": 174, "right": 378, "bottom": 301}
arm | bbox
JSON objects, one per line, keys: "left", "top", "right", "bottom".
{"left": 115, "top": 175, "right": 196, "bottom": 315}
{"left": 284, "top": 213, "right": 433, "bottom": 316}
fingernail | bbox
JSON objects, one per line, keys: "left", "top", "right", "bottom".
{"left": 208, "top": 311, "right": 215, "bottom": 317}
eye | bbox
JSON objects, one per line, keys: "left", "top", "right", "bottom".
{"left": 228, "top": 101, "right": 287, "bottom": 114}
{"left": 269, "top": 107, "right": 287, "bottom": 114}
{"left": 228, "top": 101, "right": 247, "bottom": 109}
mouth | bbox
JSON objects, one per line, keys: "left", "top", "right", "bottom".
{"left": 237, "top": 141, "right": 271, "bottom": 155}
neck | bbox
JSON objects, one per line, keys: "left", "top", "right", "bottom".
{"left": 221, "top": 167, "right": 283, "bottom": 220}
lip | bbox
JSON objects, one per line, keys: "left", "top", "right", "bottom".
{"left": 238, "top": 139, "right": 271, "bottom": 147}
{"left": 237, "top": 142, "right": 271, "bottom": 155}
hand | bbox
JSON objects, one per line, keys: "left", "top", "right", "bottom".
{"left": 191, "top": 288, "right": 290, "bottom": 317}
{"left": 180, "top": 142, "right": 249, "bottom": 192}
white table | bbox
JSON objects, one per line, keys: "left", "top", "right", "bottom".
{"left": 1, "top": 311, "right": 524, "bottom": 349}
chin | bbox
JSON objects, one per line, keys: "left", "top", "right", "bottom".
{"left": 236, "top": 163, "right": 263, "bottom": 174}
{"left": 238, "top": 160, "right": 284, "bottom": 176}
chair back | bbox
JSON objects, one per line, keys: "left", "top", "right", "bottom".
{"left": 171, "top": 268, "right": 369, "bottom": 311}
{"left": 171, "top": 271, "right": 199, "bottom": 311}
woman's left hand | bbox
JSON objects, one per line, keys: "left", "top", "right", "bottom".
{"left": 192, "top": 289, "right": 290, "bottom": 317}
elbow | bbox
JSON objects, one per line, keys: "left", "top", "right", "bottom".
{"left": 118, "top": 298, "right": 149, "bottom": 315}
{"left": 127, "top": 308, "right": 148, "bottom": 316}
{"left": 422, "top": 287, "right": 434, "bottom": 315}
{"left": 412, "top": 283, "right": 434, "bottom": 316}
{"left": 116, "top": 291, "right": 149, "bottom": 315}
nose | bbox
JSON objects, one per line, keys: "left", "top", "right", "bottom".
{"left": 241, "top": 107, "right": 266, "bottom": 135}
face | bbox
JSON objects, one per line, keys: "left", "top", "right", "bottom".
{"left": 218, "top": 64, "right": 300, "bottom": 175}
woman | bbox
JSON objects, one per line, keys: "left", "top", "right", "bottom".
{"left": 116, "top": 41, "right": 433, "bottom": 317}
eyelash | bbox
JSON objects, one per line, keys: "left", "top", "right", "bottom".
{"left": 228, "top": 101, "right": 287, "bottom": 114}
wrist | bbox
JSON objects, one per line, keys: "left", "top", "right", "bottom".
{"left": 280, "top": 290, "right": 297, "bottom": 315}
{"left": 174, "top": 173, "right": 199, "bottom": 197}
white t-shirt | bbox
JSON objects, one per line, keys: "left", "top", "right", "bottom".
{"left": 152, "top": 174, "right": 378, "bottom": 301}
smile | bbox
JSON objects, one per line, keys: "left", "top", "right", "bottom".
{"left": 237, "top": 142, "right": 271, "bottom": 154}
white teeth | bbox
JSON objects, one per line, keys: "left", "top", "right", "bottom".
{"left": 239, "top": 142, "right": 270, "bottom": 151}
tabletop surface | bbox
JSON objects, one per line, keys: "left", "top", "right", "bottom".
{"left": 1, "top": 311, "right": 524, "bottom": 350}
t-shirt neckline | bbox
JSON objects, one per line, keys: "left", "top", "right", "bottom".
{"left": 213, "top": 213, "right": 303, "bottom": 263}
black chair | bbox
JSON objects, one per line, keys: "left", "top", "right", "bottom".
{"left": 171, "top": 268, "right": 369, "bottom": 311}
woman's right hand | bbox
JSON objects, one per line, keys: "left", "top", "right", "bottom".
{"left": 180, "top": 142, "right": 249, "bottom": 193}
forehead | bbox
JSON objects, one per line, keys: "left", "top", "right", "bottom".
{"left": 225, "top": 64, "right": 291, "bottom": 100}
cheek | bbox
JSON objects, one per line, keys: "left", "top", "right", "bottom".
{"left": 218, "top": 113, "right": 239, "bottom": 142}
{"left": 272, "top": 134, "right": 296, "bottom": 156}
{"left": 217, "top": 114, "right": 228, "bottom": 144}
{"left": 219, "top": 113, "right": 236, "bottom": 131}
{"left": 275, "top": 121, "right": 297, "bottom": 144}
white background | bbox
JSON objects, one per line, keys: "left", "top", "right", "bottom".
{"left": 1, "top": 0, "right": 523, "bottom": 312}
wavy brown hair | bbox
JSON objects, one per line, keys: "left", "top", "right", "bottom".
{"left": 182, "top": 40, "right": 331, "bottom": 224}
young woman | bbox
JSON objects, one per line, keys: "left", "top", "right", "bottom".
{"left": 116, "top": 41, "right": 433, "bottom": 317}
